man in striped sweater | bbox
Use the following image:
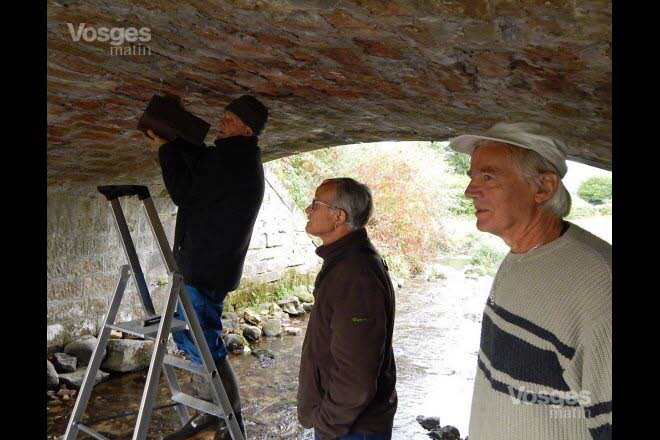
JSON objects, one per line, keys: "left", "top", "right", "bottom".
{"left": 448, "top": 122, "right": 612, "bottom": 440}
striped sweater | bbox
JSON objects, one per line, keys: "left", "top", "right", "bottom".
{"left": 468, "top": 223, "right": 612, "bottom": 440}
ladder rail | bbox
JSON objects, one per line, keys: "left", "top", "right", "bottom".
{"left": 64, "top": 265, "right": 132, "bottom": 440}
{"left": 108, "top": 198, "right": 156, "bottom": 316}
{"left": 132, "top": 273, "right": 184, "bottom": 439}
{"left": 177, "top": 284, "right": 245, "bottom": 440}
{"left": 141, "top": 197, "right": 179, "bottom": 274}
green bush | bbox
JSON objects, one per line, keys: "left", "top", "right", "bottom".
{"left": 566, "top": 201, "right": 596, "bottom": 220}
{"left": 466, "top": 242, "right": 506, "bottom": 276}
{"left": 225, "top": 269, "right": 316, "bottom": 312}
{"left": 577, "top": 176, "right": 612, "bottom": 205}
{"left": 268, "top": 142, "right": 449, "bottom": 278}
{"left": 446, "top": 192, "right": 475, "bottom": 216}
{"left": 444, "top": 147, "right": 471, "bottom": 176}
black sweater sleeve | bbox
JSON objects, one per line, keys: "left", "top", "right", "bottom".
{"left": 158, "top": 138, "right": 206, "bottom": 207}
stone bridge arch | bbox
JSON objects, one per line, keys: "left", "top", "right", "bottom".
{"left": 47, "top": 0, "right": 611, "bottom": 348}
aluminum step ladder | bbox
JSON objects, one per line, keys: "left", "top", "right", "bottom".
{"left": 63, "top": 184, "right": 245, "bottom": 440}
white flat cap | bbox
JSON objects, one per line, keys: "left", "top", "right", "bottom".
{"left": 448, "top": 122, "right": 569, "bottom": 178}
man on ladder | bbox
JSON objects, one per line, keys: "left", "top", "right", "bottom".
{"left": 145, "top": 94, "right": 269, "bottom": 439}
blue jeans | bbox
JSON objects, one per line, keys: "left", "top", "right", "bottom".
{"left": 172, "top": 284, "right": 228, "bottom": 365}
{"left": 314, "top": 432, "right": 391, "bottom": 440}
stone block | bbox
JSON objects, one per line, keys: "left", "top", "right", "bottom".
{"left": 47, "top": 360, "right": 59, "bottom": 389}
{"left": 53, "top": 352, "right": 77, "bottom": 373}
{"left": 64, "top": 335, "right": 106, "bottom": 366}
{"left": 47, "top": 279, "right": 83, "bottom": 301}
{"left": 262, "top": 319, "right": 282, "bottom": 337}
{"left": 59, "top": 367, "right": 109, "bottom": 390}
{"left": 101, "top": 339, "right": 154, "bottom": 372}
{"left": 266, "top": 232, "right": 284, "bottom": 248}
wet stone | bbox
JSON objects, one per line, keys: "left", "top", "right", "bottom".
{"left": 263, "top": 318, "right": 283, "bottom": 337}
{"left": 59, "top": 367, "right": 109, "bottom": 390}
{"left": 268, "top": 302, "right": 283, "bottom": 314}
{"left": 47, "top": 360, "right": 59, "bottom": 389}
{"left": 251, "top": 348, "right": 276, "bottom": 368}
{"left": 244, "top": 309, "right": 263, "bottom": 325}
{"left": 223, "top": 333, "right": 247, "bottom": 354}
{"left": 57, "top": 387, "right": 76, "bottom": 399}
{"left": 243, "top": 325, "right": 262, "bottom": 342}
{"left": 101, "top": 339, "right": 154, "bottom": 372}
{"left": 53, "top": 352, "right": 77, "bottom": 373}
{"left": 439, "top": 426, "right": 461, "bottom": 440}
{"left": 284, "top": 327, "right": 301, "bottom": 336}
{"left": 64, "top": 335, "right": 106, "bottom": 366}
{"left": 251, "top": 349, "right": 275, "bottom": 359}
{"left": 428, "top": 426, "right": 461, "bottom": 440}
{"left": 293, "top": 286, "right": 314, "bottom": 304}
{"left": 417, "top": 415, "right": 441, "bottom": 431}
{"left": 278, "top": 297, "right": 305, "bottom": 316}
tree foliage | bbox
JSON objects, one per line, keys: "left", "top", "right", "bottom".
{"left": 577, "top": 176, "right": 612, "bottom": 204}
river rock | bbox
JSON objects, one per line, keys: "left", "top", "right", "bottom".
{"left": 284, "top": 327, "right": 301, "bottom": 336}
{"left": 64, "top": 335, "right": 106, "bottom": 366}
{"left": 302, "top": 302, "right": 314, "bottom": 313}
{"left": 53, "top": 352, "right": 77, "bottom": 373}
{"left": 243, "top": 325, "right": 262, "bottom": 342}
{"left": 293, "top": 286, "right": 315, "bottom": 304}
{"left": 428, "top": 426, "right": 461, "bottom": 440}
{"left": 47, "top": 360, "right": 59, "bottom": 389}
{"left": 416, "top": 415, "right": 441, "bottom": 431}
{"left": 101, "top": 339, "right": 154, "bottom": 372}
{"left": 262, "top": 318, "right": 283, "bottom": 336}
{"left": 243, "top": 309, "right": 262, "bottom": 325}
{"left": 59, "top": 367, "right": 109, "bottom": 390}
{"left": 57, "top": 387, "right": 77, "bottom": 399}
{"left": 251, "top": 348, "right": 276, "bottom": 367}
{"left": 263, "top": 302, "right": 289, "bottom": 320}
{"left": 278, "top": 297, "right": 305, "bottom": 316}
{"left": 221, "top": 312, "right": 240, "bottom": 331}
{"left": 251, "top": 349, "right": 275, "bottom": 359}
{"left": 268, "top": 302, "right": 283, "bottom": 314}
{"left": 223, "top": 333, "right": 248, "bottom": 354}
{"left": 440, "top": 426, "right": 461, "bottom": 440}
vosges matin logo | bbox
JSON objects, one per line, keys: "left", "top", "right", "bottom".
{"left": 67, "top": 23, "right": 152, "bottom": 56}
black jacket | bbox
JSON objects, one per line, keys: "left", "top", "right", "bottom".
{"left": 158, "top": 135, "right": 265, "bottom": 295}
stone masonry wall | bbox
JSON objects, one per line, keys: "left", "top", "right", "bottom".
{"left": 47, "top": 167, "right": 320, "bottom": 351}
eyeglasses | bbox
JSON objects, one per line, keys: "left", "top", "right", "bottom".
{"left": 310, "top": 198, "right": 344, "bottom": 212}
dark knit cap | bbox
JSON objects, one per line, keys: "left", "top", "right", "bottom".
{"left": 226, "top": 95, "right": 269, "bottom": 136}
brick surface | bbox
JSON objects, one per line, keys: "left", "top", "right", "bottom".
{"left": 47, "top": 0, "right": 611, "bottom": 191}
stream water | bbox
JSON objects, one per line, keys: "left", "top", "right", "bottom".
{"left": 48, "top": 268, "right": 493, "bottom": 440}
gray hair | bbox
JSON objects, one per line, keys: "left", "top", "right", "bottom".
{"left": 474, "top": 141, "right": 572, "bottom": 218}
{"left": 322, "top": 178, "right": 373, "bottom": 229}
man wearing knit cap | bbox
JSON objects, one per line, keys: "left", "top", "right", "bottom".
{"left": 145, "top": 94, "right": 269, "bottom": 439}
{"left": 448, "top": 122, "right": 611, "bottom": 440}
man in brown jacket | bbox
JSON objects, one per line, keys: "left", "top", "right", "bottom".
{"left": 297, "top": 178, "right": 397, "bottom": 440}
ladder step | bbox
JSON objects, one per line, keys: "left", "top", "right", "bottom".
{"left": 76, "top": 423, "right": 112, "bottom": 440}
{"left": 170, "top": 392, "right": 225, "bottom": 419}
{"left": 164, "top": 355, "right": 207, "bottom": 375}
{"left": 106, "top": 318, "right": 188, "bottom": 340}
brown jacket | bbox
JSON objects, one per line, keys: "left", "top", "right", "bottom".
{"left": 297, "top": 228, "right": 397, "bottom": 440}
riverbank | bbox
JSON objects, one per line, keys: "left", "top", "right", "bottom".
{"left": 48, "top": 265, "right": 493, "bottom": 439}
